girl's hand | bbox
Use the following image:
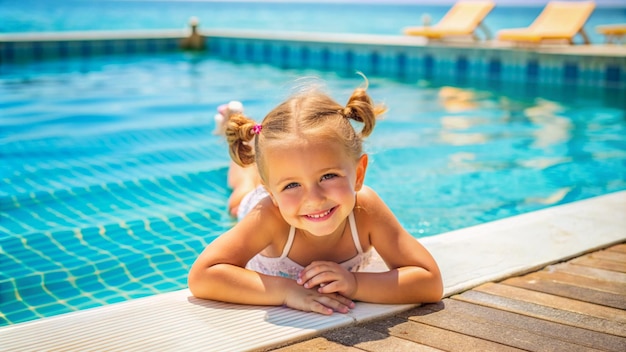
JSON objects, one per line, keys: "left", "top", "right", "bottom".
{"left": 297, "top": 261, "right": 358, "bottom": 298}
{"left": 284, "top": 284, "right": 355, "bottom": 315}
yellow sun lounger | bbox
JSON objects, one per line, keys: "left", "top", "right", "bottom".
{"left": 403, "top": 1, "right": 495, "bottom": 41}
{"left": 596, "top": 24, "right": 626, "bottom": 44}
{"left": 497, "top": 1, "right": 595, "bottom": 45}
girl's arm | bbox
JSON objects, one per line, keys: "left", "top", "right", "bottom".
{"left": 353, "top": 186, "right": 443, "bottom": 303}
{"left": 187, "top": 198, "right": 355, "bottom": 314}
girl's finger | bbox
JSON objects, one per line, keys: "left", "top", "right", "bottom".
{"left": 316, "top": 296, "right": 351, "bottom": 314}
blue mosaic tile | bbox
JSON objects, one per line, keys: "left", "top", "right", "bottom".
{"left": 301, "top": 46, "right": 310, "bottom": 67}
{"left": 0, "top": 300, "right": 30, "bottom": 316}
{"left": 405, "top": 55, "right": 423, "bottom": 78}
{"left": 58, "top": 41, "right": 70, "bottom": 58}
{"left": 65, "top": 296, "right": 92, "bottom": 307}
{"left": 36, "top": 303, "right": 71, "bottom": 316}
{"left": 92, "top": 289, "right": 122, "bottom": 300}
{"left": 154, "top": 281, "right": 179, "bottom": 291}
{"left": 397, "top": 53, "right": 407, "bottom": 78}
{"left": 526, "top": 60, "right": 539, "bottom": 80}
{"left": 5, "top": 309, "right": 40, "bottom": 324}
{"left": 32, "top": 42, "right": 44, "bottom": 60}
{"left": 606, "top": 65, "right": 621, "bottom": 85}
{"left": 232, "top": 40, "right": 245, "bottom": 61}
{"left": 564, "top": 62, "right": 578, "bottom": 82}
{"left": 424, "top": 55, "right": 434, "bottom": 78}
{"left": 127, "top": 39, "right": 138, "bottom": 54}
{"left": 378, "top": 53, "right": 398, "bottom": 77}
{"left": 321, "top": 48, "right": 330, "bottom": 69}
{"left": 262, "top": 42, "right": 272, "bottom": 62}
{"left": 146, "top": 39, "right": 158, "bottom": 53}
{"left": 346, "top": 50, "right": 354, "bottom": 72}
{"left": 2, "top": 42, "right": 15, "bottom": 62}
{"left": 19, "top": 286, "right": 58, "bottom": 306}
{"left": 245, "top": 42, "right": 254, "bottom": 61}
{"left": 275, "top": 45, "right": 290, "bottom": 68}
{"left": 456, "top": 56, "right": 469, "bottom": 77}
{"left": 489, "top": 59, "right": 501, "bottom": 79}
{"left": 45, "top": 281, "right": 81, "bottom": 296}
{"left": 371, "top": 52, "right": 380, "bottom": 75}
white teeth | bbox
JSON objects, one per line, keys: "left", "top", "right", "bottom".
{"left": 308, "top": 209, "right": 331, "bottom": 219}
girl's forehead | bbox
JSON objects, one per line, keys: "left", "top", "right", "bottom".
{"left": 262, "top": 137, "right": 353, "bottom": 165}
{"left": 264, "top": 135, "right": 342, "bottom": 153}
{"left": 261, "top": 139, "right": 355, "bottom": 182}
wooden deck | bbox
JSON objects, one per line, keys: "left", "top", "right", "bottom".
{"left": 273, "top": 243, "right": 626, "bottom": 352}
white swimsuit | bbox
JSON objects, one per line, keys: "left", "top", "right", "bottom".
{"left": 246, "top": 212, "right": 372, "bottom": 280}
{"left": 237, "top": 185, "right": 268, "bottom": 221}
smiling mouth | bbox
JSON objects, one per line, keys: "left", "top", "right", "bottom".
{"left": 305, "top": 207, "right": 336, "bottom": 220}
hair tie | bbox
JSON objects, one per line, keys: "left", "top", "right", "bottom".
{"left": 251, "top": 124, "right": 262, "bottom": 135}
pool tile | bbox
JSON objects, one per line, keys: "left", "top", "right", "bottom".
{"left": 488, "top": 58, "right": 501, "bottom": 79}
{"left": 423, "top": 54, "right": 434, "bottom": 78}
{"left": 35, "top": 303, "right": 71, "bottom": 316}
{"left": 605, "top": 65, "right": 621, "bottom": 86}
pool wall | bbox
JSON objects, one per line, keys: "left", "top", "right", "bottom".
{"left": 1, "top": 29, "right": 625, "bottom": 89}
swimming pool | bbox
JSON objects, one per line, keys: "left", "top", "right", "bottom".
{"left": 1, "top": 52, "right": 625, "bottom": 326}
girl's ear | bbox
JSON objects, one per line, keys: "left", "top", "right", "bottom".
{"left": 354, "top": 154, "right": 368, "bottom": 192}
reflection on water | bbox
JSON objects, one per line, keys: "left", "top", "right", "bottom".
{"left": 371, "top": 79, "right": 626, "bottom": 238}
{"left": 438, "top": 86, "right": 479, "bottom": 112}
{"left": 524, "top": 98, "right": 573, "bottom": 148}
{"left": 524, "top": 187, "right": 571, "bottom": 205}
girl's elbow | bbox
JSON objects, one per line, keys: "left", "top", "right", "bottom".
{"left": 187, "top": 266, "right": 210, "bottom": 298}
{"left": 426, "top": 274, "right": 444, "bottom": 303}
{"left": 414, "top": 271, "right": 443, "bottom": 303}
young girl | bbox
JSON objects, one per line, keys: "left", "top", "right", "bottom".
{"left": 189, "top": 79, "right": 443, "bottom": 315}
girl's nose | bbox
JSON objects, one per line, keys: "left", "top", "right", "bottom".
{"left": 306, "top": 184, "right": 326, "bottom": 204}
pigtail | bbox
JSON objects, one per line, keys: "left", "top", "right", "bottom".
{"left": 225, "top": 114, "right": 257, "bottom": 167}
{"left": 342, "top": 87, "right": 386, "bottom": 138}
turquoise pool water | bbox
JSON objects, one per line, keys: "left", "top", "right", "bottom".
{"left": 1, "top": 52, "right": 625, "bottom": 326}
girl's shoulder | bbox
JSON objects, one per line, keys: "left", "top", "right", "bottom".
{"left": 239, "top": 195, "right": 291, "bottom": 256}
{"left": 245, "top": 195, "right": 288, "bottom": 230}
{"left": 355, "top": 185, "right": 385, "bottom": 209}
{"left": 354, "top": 185, "right": 399, "bottom": 230}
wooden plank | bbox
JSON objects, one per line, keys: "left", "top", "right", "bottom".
{"left": 404, "top": 299, "right": 606, "bottom": 352}
{"left": 549, "top": 262, "right": 626, "bottom": 283}
{"left": 322, "top": 326, "right": 444, "bottom": 352}
{"left": 591, "top": 250, "right": 626, "bottom": 264}
{"left": 271, "top": 337, "right": 362, "bottom": 351}
{"left": 607, "top": 243, "right": 626, "bottom": 253}
{"left": 473, "top": 283, "right": 626, "bottom": 323}
{"left": 455, "top": 289, "right": 626, "bottom": 337}
{"left": 529, "top": 270, "right": 626, "bottom": 296}
{"left": 442, "top": 299, "right": 626, "bottom": 352}
{"left": 571, "top": 256, "right": 626, "bottom": 273}
{"left": 362, "top": 313, "right": 524, "bottom": 352}
{"left": 503, "top": 275, "right": 626, "bottom": 309}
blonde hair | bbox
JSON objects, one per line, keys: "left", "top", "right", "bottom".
{"left": 225, "top": 79, "right": 386, "bottom": 180}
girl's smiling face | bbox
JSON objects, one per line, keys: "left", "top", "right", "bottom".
{"left": 262, "top": 137, "right": 367, "bottom": 237}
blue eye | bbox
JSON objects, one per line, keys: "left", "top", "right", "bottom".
{"left": 321, "top": 174, "right": 337, "bottom": 181}
{"left": 283, "top": 182, "right": 299, "bottom": 190}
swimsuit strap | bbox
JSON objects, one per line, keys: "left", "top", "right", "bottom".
{"left": 280, "top": 225, "right": 296, "bottom": 258}
{"left": 348, "top": 212, "right": 364, "bottom": 254}
{"left": 282, "top": 212, "right": 362, "bottom": 258}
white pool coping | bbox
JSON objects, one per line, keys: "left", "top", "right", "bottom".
{"left": 1, "top": 191, "right": 624, "bottom": 351}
